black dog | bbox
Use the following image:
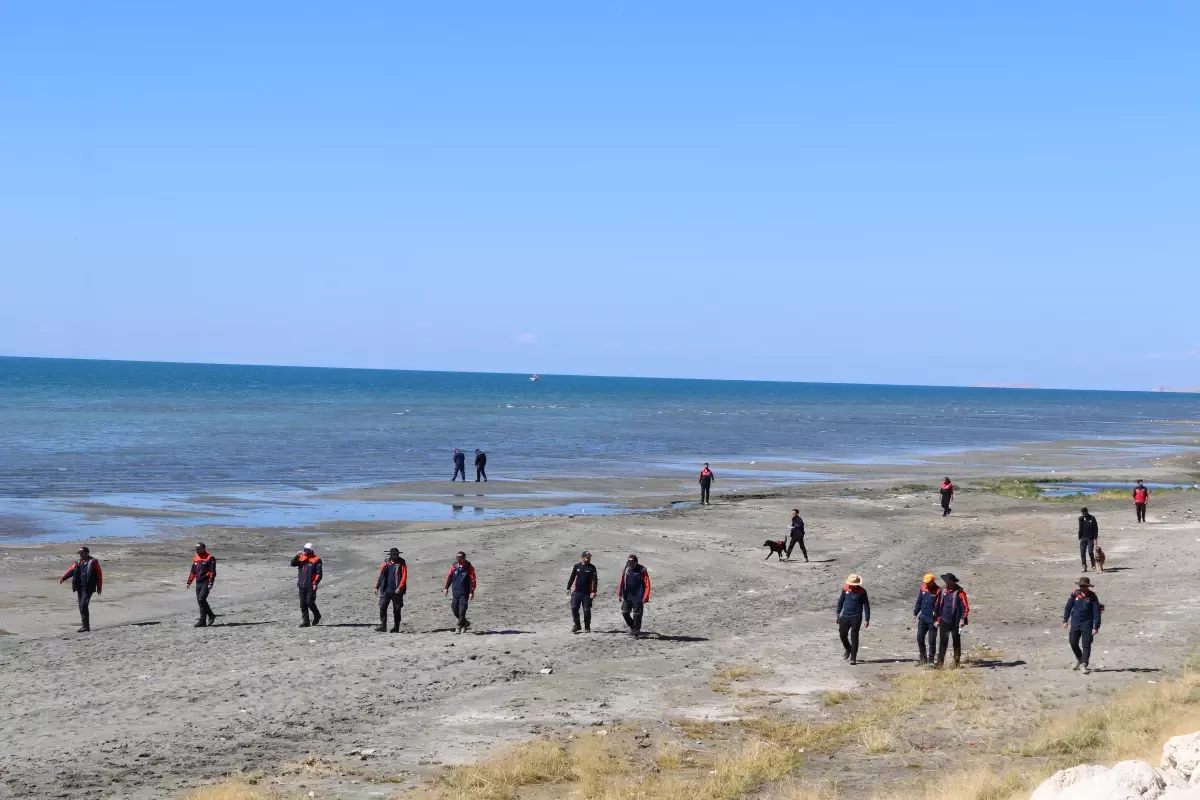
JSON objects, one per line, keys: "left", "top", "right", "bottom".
{"left": 763, "top": 539, "right": 786, "bottom": 560}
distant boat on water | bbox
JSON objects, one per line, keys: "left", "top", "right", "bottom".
{"left": 529, "top": 374, "right": 541, "bottom": 382}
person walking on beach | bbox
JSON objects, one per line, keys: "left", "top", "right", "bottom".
{"left": 835, "top": 574, "right": 870, "bottom": 665}
{"left": 291, "top": 543, "right": 323, "bottom": 627}
{"left": 186, "top": 542, "right": 217, "bottom": 627}
{"left": 939, "top": 478, "right": 955, "bottom": 516}
{"left": 58, "top": 546, "right": 102, "bottom": 633}
{"left": 474, "top": 449, "right": 488, "bottom": 482}
{"left": 444, "top": 551, "right": 476, "bottom": 633}
{"left": 912, "top": 573, "right": 941, "bottom": 665}
{"left": 699, "top": 464, "right": 715, "bottom": 505}
{"left": 1078, "top": 507, "right": 1100, "bottom": 571}
{"left": 452, "top": 449, "right": 467, "bottom": 482}
{"left": 1064, "top": 576, "right": 1103, "bottom": 674}
{"left": 786, "top": 509, "right": 808, "bottom": 562}
{"left": 567, "top": 551, "right": 598, "bottom": 633}
{"left": 374, "top": 548, "right": 408, "bottom": 632}
{"left": 935, "top": 573, "right": 969, "bottom": 669}
{"left": 618, "top": 555, "right": 651, "bottom": 634}
{"left": 1133, "top": 480, "right": 1150, "bottom": 523}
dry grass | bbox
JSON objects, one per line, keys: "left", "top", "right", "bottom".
{"left": 183, "top": 785, "right": 279, "bottom": 800}
{"left": 675, "top": 719, "right": 722, "bottom": 740}
{"left": 871, "top": 766, "right": 1031, "bottom": 800}
{"left": 857, "top": 727, "right": 895, "bottom": 755}
{"left": 279, "top": 755, "right": 348, "bottom": 777}
{"left": 821, "top": 690, "right": 852, "bottom": 707}
{"left": 711, "top": 664, "right": 766, "bottom": 694}
{"left": 431, "top": 739, "right": 574, "bottom": 800}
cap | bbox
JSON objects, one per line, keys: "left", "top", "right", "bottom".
{"left": 456, "top": 550, "right": 466, "bottom": 558}
{"left": 941, "top": 572, "right": 959, "bottom": 583}
{"left": 846, "top": 573, "right": 862, "bottom": 586}
{"left": 302, "top": 543, "right": 314, "bottom": 551}
{"left": 627, "top": 554, "right": 638, "bottom": 562}
{"left": 581, "top": 551, "right": 592, "bottom": 558}
{"left": 388, "top": 547, "right": 400, "bottom": 556}
{"left": 196, "top": 542, "right": 206, "bottom": 549}
{"left": 78, "top": 546, "right": 90, "bottom": 554}
{"left": 1077, "top": 576, "right": 1093, "bottom": 587}
{"left": 922, "top": 573, "right": 936, "bottom": 583}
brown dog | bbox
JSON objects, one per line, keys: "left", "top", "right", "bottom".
{"left": 1096, "top": 545, "right": 1107, "bottom": 572}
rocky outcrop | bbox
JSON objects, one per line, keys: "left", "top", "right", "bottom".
{"left": 1031, "top": 733, "right": 1200, "bottom": 800}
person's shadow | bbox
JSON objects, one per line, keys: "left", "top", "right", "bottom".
{"left": 1090, "top": 667, "right": 1162, "bottom": 674}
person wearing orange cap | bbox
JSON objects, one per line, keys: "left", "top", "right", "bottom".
{"left": 186, "top": 542, "right": 217, "bottom": 627}
{"left": 912, "top": 573, "right": 941, "bottom": 665}
{"left": 59, "top": 546, "right": 103, "bottom": 633}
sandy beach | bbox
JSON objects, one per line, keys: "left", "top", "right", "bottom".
{"left": 1, "top": 441, "right": 1199, "bottom": 799}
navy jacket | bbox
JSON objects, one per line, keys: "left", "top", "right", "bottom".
{"left": 790, "top": 516, "right": 805, "bottom": 537}
{"left": 444, "top": 561, "right": 477, "bottom": 597}
{"left": 453, "top": 451, "right": 466, "bottom": 466}
{"left": 836, "top": 585, "right": 870, "bottom": 622}
{"left": 568, "top": 563, "right": 598, "bottom": 595}
{"left": 912, "top": 584, "right": 941, "bottom": 623}
{"left": 1064, "top": 589, "right": 1103, "bottom": 632}
{"left": 291, "top": 553, "right": 323, "bottom": 589}
{"left": 61, "top": 557, "right": 103, "bottom": 594}
{"left": 1078, "top": 514, "right": 1099, "bottom": 540}
{"left": 938, "top": 587, "right": 970, "bottom": 626}
{"left": 375, "top": 559, "right": 407, "bottom": 595}
{"left": 618, "top": 565, "right": 651, "bottom": 604}
{"left": 475, "top": 452, "right": 487, "bottom": 467}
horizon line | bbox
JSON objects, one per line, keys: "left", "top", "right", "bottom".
{"left": 0, "top": 353, "right": 1191, "bottom": 396}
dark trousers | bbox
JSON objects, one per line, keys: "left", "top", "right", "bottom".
{"left": 299, "top": 588, "right": 320, "bottom": 622}
{"left": 917, "top": 619, "right": 936, "bottom": 662}
{"left": 785, "top": 534, "right": 807, "bottom": 560}
{"left": 838, "top": 616, "right": 862, "bottom": 660}
{"left": 621, "top": 599, "right": 643, "bottom": 631}
{"left": 941, "top": 497, "right": 951, "bottom": 516}
{"left": 937, "top": 624, "right": 962, "bottom": 666}
{"left": 451, "top": 595, "right": 470, "bottom": 626}
{"left": 77, "top": 590, "right": 94, "bottom": 629}
{"left": 195, "top": 584, "right": 214, "bottom": 620}
{"left": 1136, "top": 503, "right": 1147, "bottom": 522}
{"left": 571, "top": 592, "right": 593, "bottom": 629}
{"left": 379, "top": 592, "right": 403, "bottom": 628}
{"left": 1080, "top": 538, "right": 1096, "bottom": 569}
{"left": 452, "top": 465, "right": 466, "bottom": 481}
{"left": 700, "top": 484, "right": 711, "bottom": 504}
{"left": 475, "top": 466, "right": 487, "bottom": 481}
{"left": 1069, "top": 628, "right": 1094, "bottom": 665}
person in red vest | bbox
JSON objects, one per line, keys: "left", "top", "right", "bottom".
{"left": 1133, "top": 480, "right": 1150, "bottom": 523}
{"left": 939, "top": 478, "right": 955, "bottom": 516}
{"left": 374, "top": 548, "right": 408, "bottom": 632}
{"left": 290, "top": 543, "right": 323, "bottom": 627}
{"left": 186, "top": 542, "right": 217, "bottom": 627}
{"left": 699, "top": 464, "right": 715, "bottom": 505}
{"left": 59, "top": 546, "right": 103, "bottom": 633}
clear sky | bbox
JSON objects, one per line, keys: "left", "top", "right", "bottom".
{"left": 1, "top": 3, "right": 1197, "bottom": 390}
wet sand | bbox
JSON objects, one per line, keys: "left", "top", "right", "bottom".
{"left": 1, "top": 443, "right": 1200, "bottom": 798}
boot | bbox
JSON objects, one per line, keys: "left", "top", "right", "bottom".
{"left": 390, "top": 626, "right": 400, "bottom": 633}
{"left": 311, "top": 612, "right": 321, "bottom": 626}
{"left": 77, "top": 626, "right": 90, "bottom": 633}
{"left": 572, "top": 614, "right": 582, "bottom": 633}
{"left": 300, "top": 620, "right": 311, "bottom": 628}
{"left": 194, "top": 617, "right": 207, "bottom": 628}
{"left": 583, "top": 612, "right": 591, "bottom": 632}
{"left": 375, "top": 624, "right": 387, "bottom": 632}
{"left": 461, "top": 618, "right": 471, "bottom": 631}
{"left": 207, "top": 612, "right": 216, "bottom": 626}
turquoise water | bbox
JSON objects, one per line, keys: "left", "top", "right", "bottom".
{"left": 2, "top": 356, "right": 1197, "bottom": 497}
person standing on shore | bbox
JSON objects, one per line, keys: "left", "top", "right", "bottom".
{"left": 618, "top": 555, "right": 651, "bottom": 634}
{"left": 567, "top": 551, "right": 598, "bottom": 633}
{"left": 374, "top": 548, "right": 407, "bottom": 632}
{"left": 1064, "top": 576, "right": 1103, "bottom": 674}
{"left": 291, "top": 543, "right": 323, "bottom": 627}
{"left": 452, "top": 449, "right": 467, "bottom": 482}
{"left": 912, "top": 573, "right": 941, "bottom": 665}
{"left": 1133, "top": 480, "right": 1150, "bottom": 523}
{"left": 474, "top": 449, "right": 488, "bottom": 482}
{"left": 835, "top": 574, "right": 870, "bottom": 665}
{"left": 939, "top": 478, "right": 955, "bottom": 516}
{"left": 186, "top": 542, "right": 217, "bottom": 627}
{"left": 1078, "top": 507, "right": 1100, "bottom": 571}
{"left": 786, "top": 509, "right": 808, "bottom": 562}
{"left": 699, "top": 464, "right": 715, "bottom": 505}
{"left": 58, "top": 546, "right": 102, "bottom": 633}
{"left": 935, "top": 573, "right": 969, "bottom": 669}
{"left": 444, "top": 551, "right": 476, "bottom": 633}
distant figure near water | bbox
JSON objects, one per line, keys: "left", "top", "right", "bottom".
{"left": 1133, "top": 480, "right": 1150, "bottom": 523}
{"left": 1078, "top": 507, "right": 1099, "bottom": 572}
{"left": 452, "top": 449, "right": 466, "bottom": 481}
{"left": 474, "top": 449, "right": 488, "bottom": 482}
{"left": 939, "top": 477, "right": 954, "bottom": 516}
{"left": 59, "top": 546, "right": 103, "bottom": 633}
{"left": 699, "top": 463, "right": 715, "bottom": 505}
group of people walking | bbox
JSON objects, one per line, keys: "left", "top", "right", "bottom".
{"left": 452, "top": 449, "right": 488, "bottom": 482}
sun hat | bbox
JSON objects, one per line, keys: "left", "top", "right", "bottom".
{"left": 846, "top": 573, "right": 862, "bottom": 586}
{"left": 922, "top": 573, "right": 936, "bottom": 583}
{"left": 1077, "top": 576, "right": 1093, "bottom": 587}
{"left": 941, "top": 573, "right": 959, "bottom": 583}
{"left": 388, "top": 547, "right": 400, "bottom": 556}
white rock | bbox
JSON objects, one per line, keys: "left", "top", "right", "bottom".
{"left": 1162, "top": 789, "right": 1200, "bottom": 800}
{"left": 1031, "top": 760, "right": 1167, "bottom": 800}
{"left": 1163, "top": 733, "right": 1200, "bottom": 786}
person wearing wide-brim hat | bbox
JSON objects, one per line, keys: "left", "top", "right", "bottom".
{"left": 374, "top": 548, "right": 407, "bottom": 633}
{"left": 1063, "top": 576, "right": 1103, "bottom": 674}
{"left": 835, "top": 574, "right": 870, "bottom": 665}
{"left": 935, "top": 573, "right": 969, "bottom": 669}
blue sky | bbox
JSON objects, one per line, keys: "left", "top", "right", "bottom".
{"left": 1, "top": 3, "right": 1197, "bottom": 390}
